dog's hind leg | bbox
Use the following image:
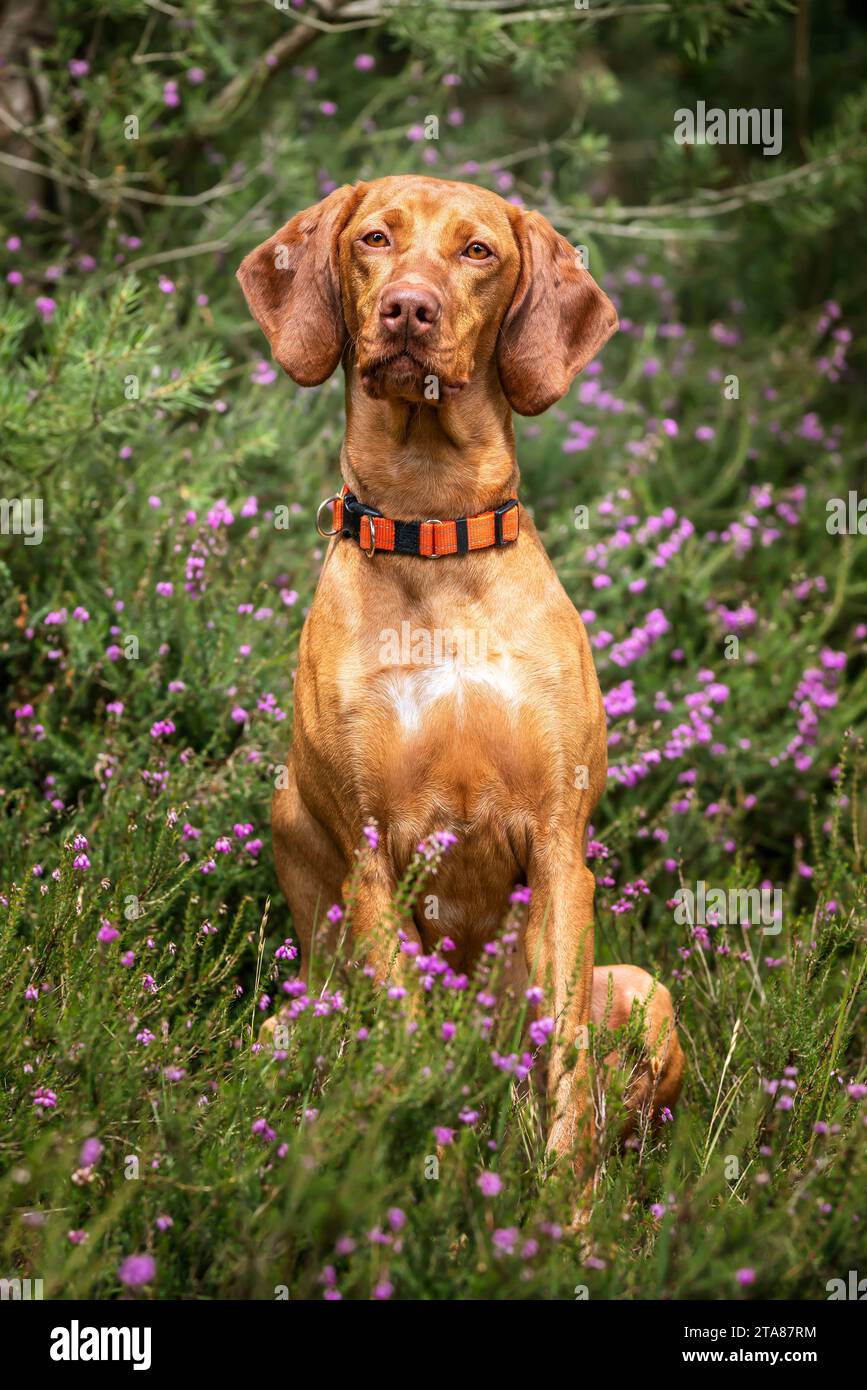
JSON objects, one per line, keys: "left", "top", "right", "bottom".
{"left": 271, "top": 752, "right": 345, "bottom": 979}
{"left": 260, "top": 760, "right": 347, "bottom": 1047}
{"left": 591, "top": 964, "right": 684, "bottom": 1128}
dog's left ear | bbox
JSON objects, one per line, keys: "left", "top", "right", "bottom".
{"left": 497, "top": 209, "right": 618, "bottom": 416}
{"left": 236, "top": 182, "right": 366, "bottom": 387}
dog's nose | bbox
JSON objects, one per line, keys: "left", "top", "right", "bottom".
{"left": 378, "top": 282, "right": 441, "bottom": 337}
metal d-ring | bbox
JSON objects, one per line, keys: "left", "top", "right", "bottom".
{"left": 363, "top": 514, "right": 377, "bottom": 558}
{"left": 424, "top": 518, "right": 442, "bottom": 558}
{"left": 316, "top": 493, "right": 342, "bottom": 538}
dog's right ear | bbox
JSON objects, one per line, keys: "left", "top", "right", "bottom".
{"left": 497, "top": 208, "right": 617, "bottom": 416}
{"left": 236, "top": 183, "right": 366, "bottom": 387}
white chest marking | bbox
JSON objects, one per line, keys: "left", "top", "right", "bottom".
{"left": 381, "top": 657, "right": 522, "bottom": 732}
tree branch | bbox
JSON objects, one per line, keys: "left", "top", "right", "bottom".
{"left": 195, "top": 0, "right": 356, "bottom": 135}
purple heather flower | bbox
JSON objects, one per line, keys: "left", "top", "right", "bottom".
{"left": 79, "top": 1137, "right": 103, "bottom": 1166}
{"left": 118, "top": 1253, "right": 156, "bottom": 1287}
{"left": 251, "top": 359, "right": 277, "bottom": 385}
{"left": 529, "top": 1016, "right": 555, "bottom": 1047}
{"left": 477, "top": 1171, "right": 503, "bottom": 1197}
{"left": 493, "top": 1227, "right": 519, "bottom": 1254}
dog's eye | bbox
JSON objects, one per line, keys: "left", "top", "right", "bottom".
{"left": 361, "top": 230, "right": 390, "bottom": 247}
{"left": 463, "top": 241, "right": 492, "bottom": 261}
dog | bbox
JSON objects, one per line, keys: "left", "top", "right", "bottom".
{"left": 238, "top": 175, "right": 684, "bottom": 1176}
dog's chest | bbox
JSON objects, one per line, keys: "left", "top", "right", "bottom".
{"left": 373, "top": 641, "right": 524, "bottom": 733}
{"left": 333, "top": 597, "right": 578, "bottom": 812}
{"left": 342, "top": 603, "right": 539, "bottom": 731}
{"left": 305, "top": 554, "right": 603, "bottom": 834}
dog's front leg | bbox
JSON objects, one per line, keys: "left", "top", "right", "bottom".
{"left": 525, "top": 848, "right": 596, "bottom": 1180}
{"left": 348, "top": 857, "right": 421, "bottom": 989}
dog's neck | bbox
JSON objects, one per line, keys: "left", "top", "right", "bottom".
{"left": 340, "top": 360, "right": 519, "bottom": 521}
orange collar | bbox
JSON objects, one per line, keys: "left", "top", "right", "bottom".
{"left": 316, "top": 485, "right": 519, "bottom": 559}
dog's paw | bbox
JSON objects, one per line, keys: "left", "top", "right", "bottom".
{"left": 257, "top": 1012, "right": 288, "bottom": 1049}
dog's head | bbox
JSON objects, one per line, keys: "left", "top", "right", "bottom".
{"left": 237, "top": 175, "right": 617, "bottom": 416}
